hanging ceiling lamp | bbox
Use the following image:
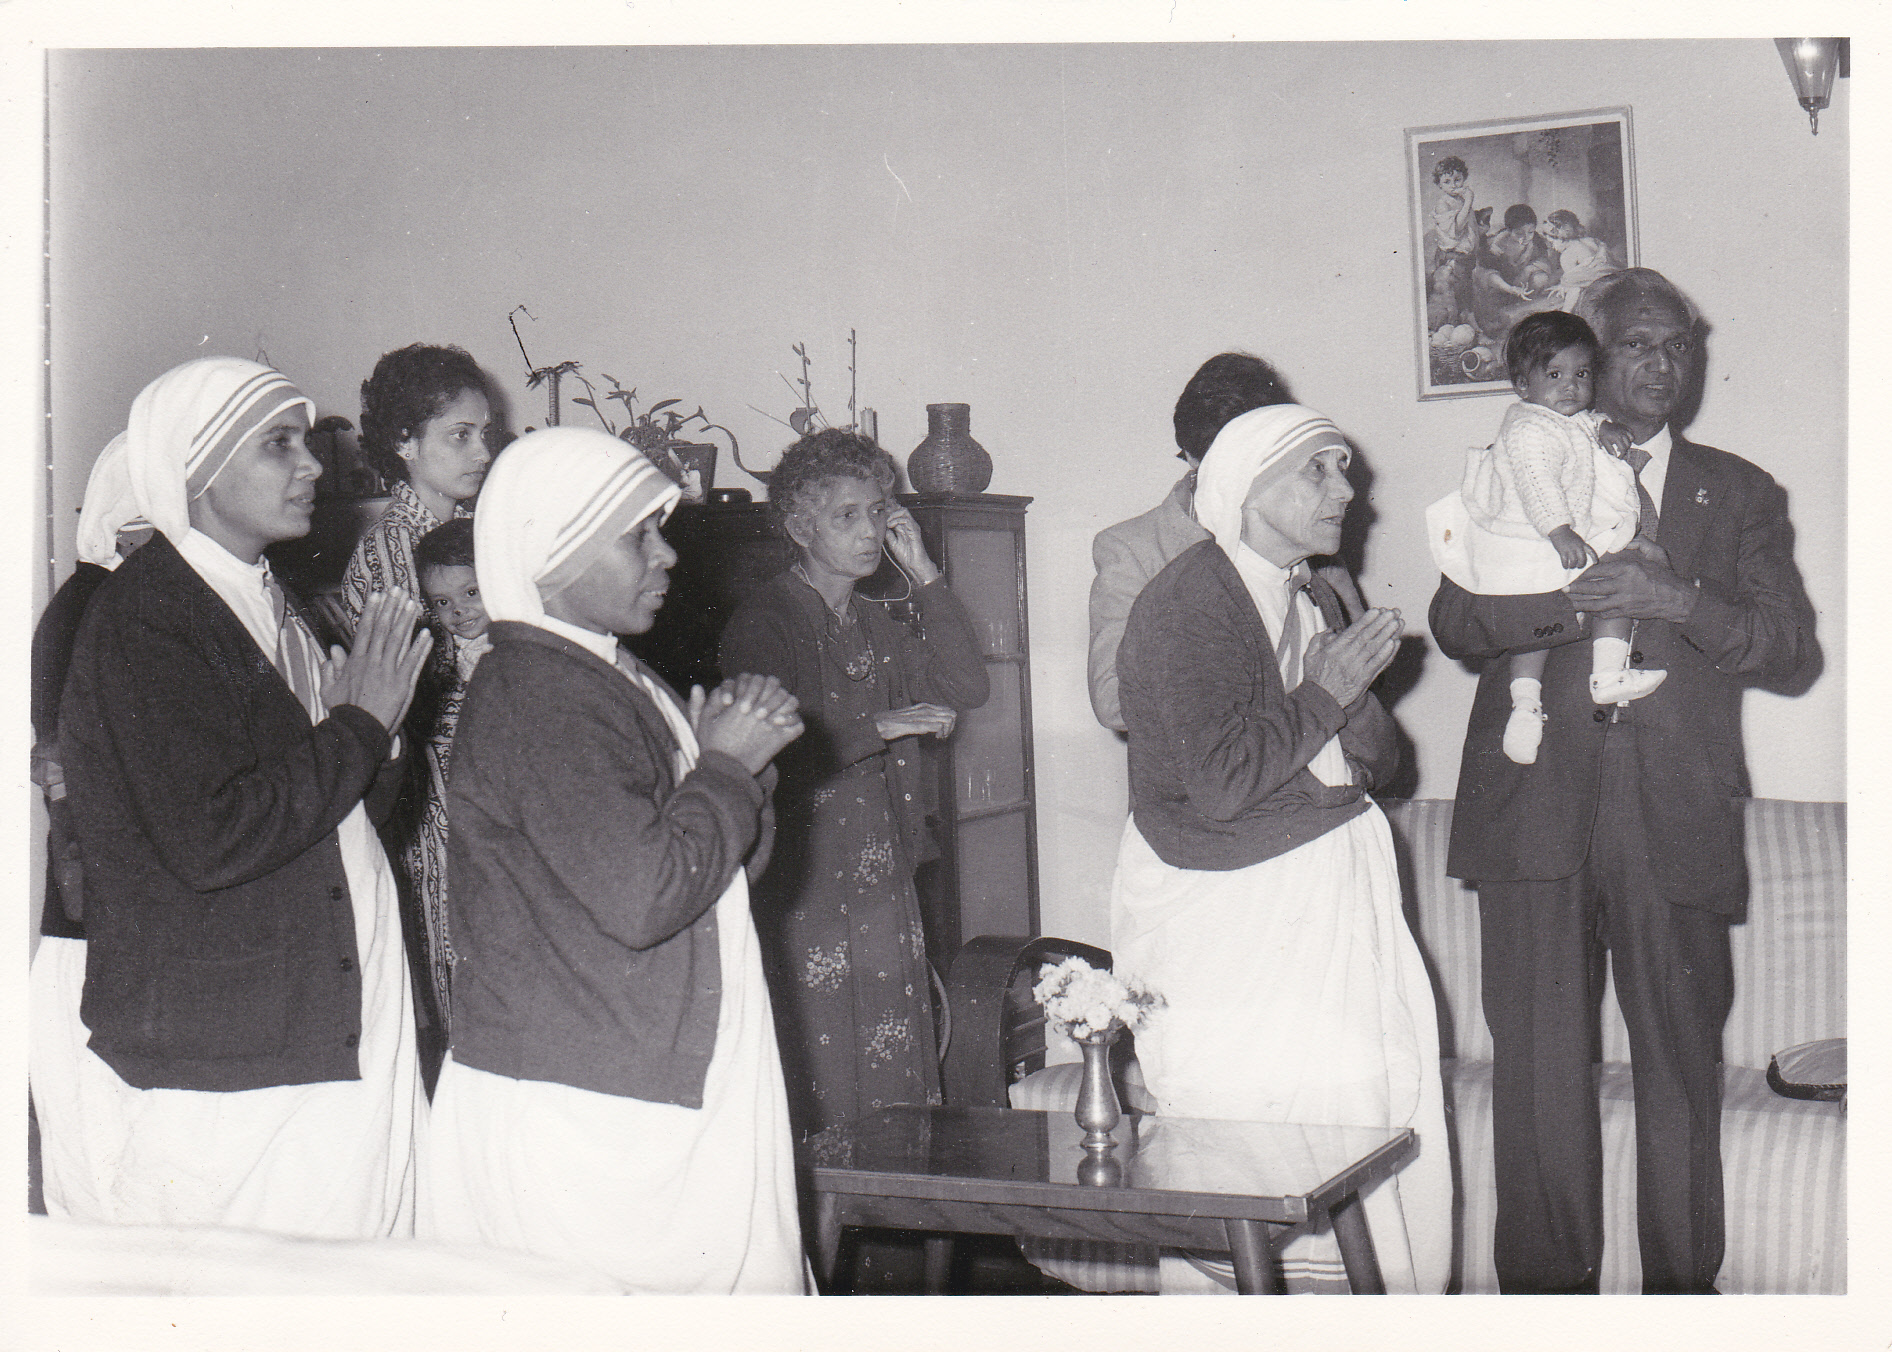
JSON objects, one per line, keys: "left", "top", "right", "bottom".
{"left": 1775, "top": 38, "right": 1847, "bottom": 136}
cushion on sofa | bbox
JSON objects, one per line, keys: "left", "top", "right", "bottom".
{"left": 1442, "top": 1059, "right": 1844, "bottom": 1294}
{"left": 1384, "top": 799, "right": 1490, "bottom": 1063}
{"left": 1007, "top": 1065, "right": 1162, "bottom": 1292}
{"left": 1380, "top": 799, "right": 1845, "bottom": 1073}
{"left": 1723, "top": 801, "right": 1846, "bottom": 1070}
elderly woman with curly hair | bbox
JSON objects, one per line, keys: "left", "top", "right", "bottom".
{"left": 719, "top": 430, "right": 988, "bottom": 1139}
{"left": 341, "top": 343, "right": 495, "bottom": 1081}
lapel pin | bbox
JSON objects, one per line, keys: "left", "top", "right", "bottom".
{"left": 1695, "top": 488, "right": 1709, "bottom": 505}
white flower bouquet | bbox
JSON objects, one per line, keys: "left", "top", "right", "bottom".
{"left": 1032, "top": 956, "right": 1162, "bottom": 1042}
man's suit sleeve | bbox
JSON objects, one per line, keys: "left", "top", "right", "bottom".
{"left": 1428, "top": 576, "right": 1587, "bottom": 663}
{"left": 1677, "top": 471, "right": 1817, "bottom": 682}
{"left": 1087, "top": 528, "right": 1142, "bottom": 732}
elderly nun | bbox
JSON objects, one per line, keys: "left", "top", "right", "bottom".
{"left": 424, "top": 427, "right": 810, "bottom": 1293}
{"left": 1112, "top": 403, "right": 1451, "bottom": 1294}
{"left": 54, "top": 357, "right": 433, "bottom": 1236}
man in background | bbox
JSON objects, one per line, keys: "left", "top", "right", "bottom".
{"left": 1090, "top": 351, "right": 1365, "bottom": 732}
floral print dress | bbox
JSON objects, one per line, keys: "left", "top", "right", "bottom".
{"left": 721, "top": 570, "right": 988, "bottom": 1142}
{"left": 340, "top": 479, "right": 472, "bottom": 1050}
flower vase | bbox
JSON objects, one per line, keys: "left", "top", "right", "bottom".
{"left": 1076, "top": 1147, "right": 1123, "bottom": 1187}
{"left": 1074, "top": 1027, "right": 1122, "bottom": 1149}
{"left": 907, "top": 402, "right": 992, "bottom": 494}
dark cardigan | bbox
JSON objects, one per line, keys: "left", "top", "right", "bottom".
{"left": 1118, "top": 539, "right": 1399, "bottom": 872}
{"left": 719, "top": 571, "right": 989, "bottom": 873}
{"left": 59, "top": 534, "right": 403, "bottom": 1092}
{"left": 446, "top": 621, "right": 772, "bottom": 1108}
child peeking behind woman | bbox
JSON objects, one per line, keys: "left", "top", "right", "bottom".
{"left": 415, "top": 519, "right": 491, "bottom": 685}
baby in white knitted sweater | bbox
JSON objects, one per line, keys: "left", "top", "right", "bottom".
{"left": 1435, "top": 310, "right": 1665, "bottom": 764}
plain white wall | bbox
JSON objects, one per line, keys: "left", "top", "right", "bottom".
{"left": 46, "top": 41, "right": 1845, "bottom": 948}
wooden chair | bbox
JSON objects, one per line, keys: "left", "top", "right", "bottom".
{"left": 940, "top": 934, "right": 1115, "bottom": 1110}
{"left": 844, "top": 936, "right": 1107, "bottom": 1295}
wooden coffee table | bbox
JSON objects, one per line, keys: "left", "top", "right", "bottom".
{"left": 806, "top": 1105, "right": 1415, "bottom": 1294}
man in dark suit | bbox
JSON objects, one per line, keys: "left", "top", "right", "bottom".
{"left": 1429, "top": 268, "right": 1818, "bottom": 1294}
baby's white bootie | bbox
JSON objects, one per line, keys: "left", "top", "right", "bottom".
{"left": 1589, "top": 634, "right": 1667, "bottom": 704}
{"left": 1590, "top": 667, "right": 1668, "bottom": 703}
{"left": 1503, "top": 677, "right": 1546, "bottom": 764}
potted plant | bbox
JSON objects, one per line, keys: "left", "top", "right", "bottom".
{"left": 739, "top": 330, "right": 877, "bottom": 488}
{"left": 507, "top": 306, "right": 736, "bottom": 504}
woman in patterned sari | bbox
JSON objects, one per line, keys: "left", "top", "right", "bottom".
{"left": 720, "top": 430, "right": 988, "bottom": 1140}
{"left": 340, "top": 343, "right": 494, "bottom": 1082}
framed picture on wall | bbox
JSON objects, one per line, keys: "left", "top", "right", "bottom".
{"left": 1406, "top": 107, "right": 1637, "bottom": 400}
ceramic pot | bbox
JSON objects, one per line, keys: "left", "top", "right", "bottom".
{"left": 907, "top": 403, "right": 992, "bottom": 494}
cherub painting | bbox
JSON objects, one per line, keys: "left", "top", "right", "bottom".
{"left": 1408, "top": 109, "right": 1637, "bottom": 398}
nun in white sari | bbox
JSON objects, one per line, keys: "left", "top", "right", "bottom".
{"left": 47, "top": 358, "right": 425, "bottom": 1238}
{"left": 1111, "top": 404, "right": 1452, "bottom": 1294}
{"left": 31, "top": 434, "right": 144, "bottom": 1221}
{"left": 422, "top": 428, "right": 808, "bottom": 1293}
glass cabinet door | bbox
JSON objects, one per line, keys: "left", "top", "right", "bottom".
{"left": 904, "top": 494, "right": 1038, "bottom": 957}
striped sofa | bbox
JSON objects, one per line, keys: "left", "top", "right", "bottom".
{"left": 1012, "top": 797, "right": 1845, "bottom": 1294}
{"left": 1389, "top": 796, "right": 1846, "bottom": 1294}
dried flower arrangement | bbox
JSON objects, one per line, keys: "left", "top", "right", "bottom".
{"left": 749, "top": 329, "right": 872, "bottom": 435}
{"left": 507, "top": 305, "right": 737, "bottom": 504}
{"left": 1032, "top": 956, "right": 1162, "bottom": 1042}
{"left": 737, "top": 329, "right": 879, "bottom": 487}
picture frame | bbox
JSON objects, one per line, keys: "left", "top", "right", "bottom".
{"left": 1406, "top": 107, "right": 1638, "bottom": 400}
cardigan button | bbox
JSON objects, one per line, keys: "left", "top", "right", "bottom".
{"left": 344, "top": 1033, "right": 359, "bottom": 1048}
{"left": 339, "top": 957, "right": 355, "bottom": 973}
{"left": 1593, "top": 709, "right": 1609, "bottom": 723}
{"left": 1631, "top": 651, "right": 1644, "bottom": 664}
{"left": 329, "top": 885, "right": 346, "bottom": 902}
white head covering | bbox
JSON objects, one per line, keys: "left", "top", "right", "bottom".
{"left": 123, "top": 357, "right": 316, "bottom": 542}
{"left": 75, "top": 434, "right": 150, "bottom": 570}
{"left": 475, "top": 426, "right": 682, "bottom": 628}
{"left": 1192, "top": 403, "right": 1350, "bottom": 563}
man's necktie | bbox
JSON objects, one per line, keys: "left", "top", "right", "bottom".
{"left": 1626, "top": 446, "right": 1660, "bottom": 544}
{"left": 1276, "top": 564, "right": 1313, "bottom": 689}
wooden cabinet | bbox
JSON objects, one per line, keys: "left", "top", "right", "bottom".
{"left": 631, "top": 493, "right": 1040, "bottom": 958}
